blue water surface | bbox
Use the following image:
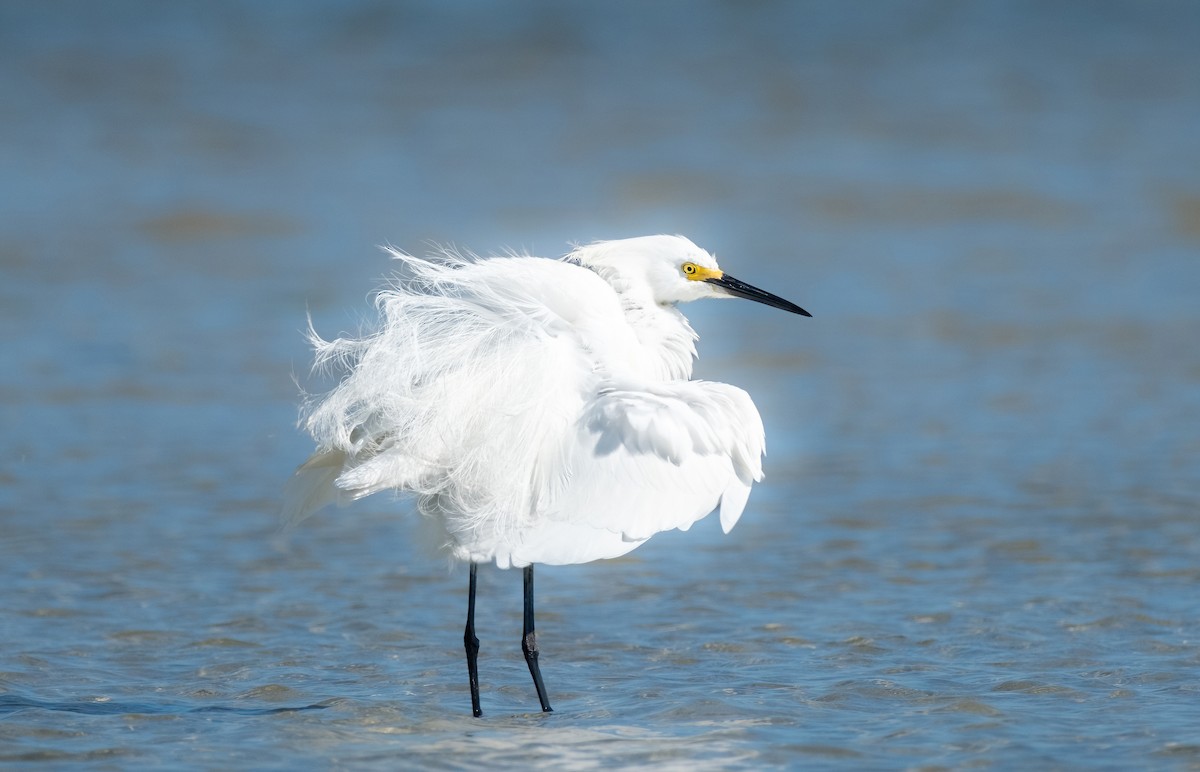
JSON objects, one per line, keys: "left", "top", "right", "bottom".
{"left": 2, "top": 1, "right": 1199, "bottom": 768}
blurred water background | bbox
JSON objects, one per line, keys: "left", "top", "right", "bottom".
{"left": 2, "top": 1, "right": 1199, "bottom": 768}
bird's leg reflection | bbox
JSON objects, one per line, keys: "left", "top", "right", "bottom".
{"left": 522, "top": 565, "right": 553, "bottom": 712}
{"left": 464, "top": 562, "right": 482, "bottom": 717}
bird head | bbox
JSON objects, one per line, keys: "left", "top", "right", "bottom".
{"left": 572, "top": 235, "right": 811, "bottom": 316}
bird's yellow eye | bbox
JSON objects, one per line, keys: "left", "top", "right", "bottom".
{"left": 681, "top": 262, "right": 722, "bottom": 282}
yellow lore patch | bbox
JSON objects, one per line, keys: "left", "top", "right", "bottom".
{"left": 681, "top": 262, "right": 723, "bottom": 282}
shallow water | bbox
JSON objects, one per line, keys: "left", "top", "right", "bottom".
{"left": 3, "top": 1, "right": 1199, "bottom": 768}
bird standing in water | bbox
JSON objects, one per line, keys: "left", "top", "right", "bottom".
{"left": 284, "top": 235, "right": 810, "bottom": 716}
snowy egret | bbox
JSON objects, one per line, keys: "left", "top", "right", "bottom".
{"left": 284, "top": 234, "right": 810, "bottom": 716}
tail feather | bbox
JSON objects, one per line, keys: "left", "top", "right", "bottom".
{"left": 281, "top": 449, "right": 347, "bottom": 525}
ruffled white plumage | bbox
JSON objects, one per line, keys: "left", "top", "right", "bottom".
{"left": 285, "top": 237, "right": 768, "bottom": 568}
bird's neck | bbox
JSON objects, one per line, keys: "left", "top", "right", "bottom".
{"left": 572, "top": 252, "right": 698, "bottom": 381}
{"left": 616, "top": 295, "right": 698, "bottom": 381}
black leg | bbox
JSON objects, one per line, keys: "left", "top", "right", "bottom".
{"left": 521, "top": 565, "right": 553, "bottom": 713}
{"left": 464, "top": 562, "right": 482, "bottom": 717}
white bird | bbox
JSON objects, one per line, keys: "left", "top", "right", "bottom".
{"left": 284, "top": 234, "right": 810, "bottom": 716}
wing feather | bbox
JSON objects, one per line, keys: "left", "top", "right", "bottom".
{"left": 539, "top": 379, "right": 765, "bottom": 547}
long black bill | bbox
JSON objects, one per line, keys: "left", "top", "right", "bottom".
{"left": 706, "top": 274, "right": 812, "bottom": 317}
